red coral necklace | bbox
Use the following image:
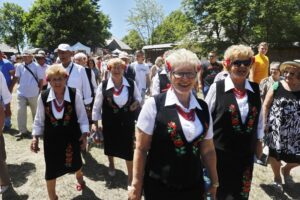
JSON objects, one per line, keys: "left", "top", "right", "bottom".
{"left": 53, "top": 99, "right": 64, "bottom": 112}
{"left": 176, "top": 105, "right": 195, "bottom": 121}
{"left": 233, "top": 88, "right": 246, "bottom": 99}
{"left": 113, "top": 85, "right": 124, "bottom": 96}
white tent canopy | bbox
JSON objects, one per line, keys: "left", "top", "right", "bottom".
{"left": 112, "top": 48, "right": 122, "bottom": 54}
{"left": 71, "top": 42, "right": 91, "bottom": 54}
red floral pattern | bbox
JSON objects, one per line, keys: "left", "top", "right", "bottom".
{"left": 65, "top": 143, "right": 73, "bottom": 167}
{"left": 167, "top": 121, "right": 186, "bottom": 155}
{"left": 228, "top": 104, "right": 258, "bottom": 134}
{"left": 240, "top": 167, "right": 252, "bottom": 199}
{"left": 45, "top": 103, "right": 73, "bottom": 127}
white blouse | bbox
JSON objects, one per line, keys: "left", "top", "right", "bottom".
{"left": 92, "top": 77, "right": 142, "bottom": 121}
{"left": 32, "top": 87, "right": 89, "bottom": 136}
{"left": 137, "top": 88, "right": 213, "bottom": 142}
{"left": 205, "top": 76, "right": 264, "bottom": 139}
{"left": 0, "top": 71, "right": 11, "bottom": 105}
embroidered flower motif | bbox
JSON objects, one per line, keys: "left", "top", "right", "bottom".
{"left": 245, "top": 106, "right": 258, "bottom": 134}
{"left": 192, "top": 122, "right": 207, "bottom": 155}
{"left": 65, "top": 143, "right": 73, "bottom": 168}
{"left": 167, "top": 121, "right": 186, "bottom": 156}
{"left": 107, "top": 95, "right": 132, "bottom": 113}
{"left": 63, "top": 105, "right": 73, "bottom": 126}
{"left": 45, "top": 104, "right": 58, "bottom": 127}
{"left": 241, "top": 167, "right": 252, "bottom": 198}
{"left": 229, "top": 104, "right": 241, "bottom": 132}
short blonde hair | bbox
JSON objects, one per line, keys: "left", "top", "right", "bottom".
{"left": 165, "top": 49, "right": 199, "bottom": 71}
{"left": 107, "top": 58, "right": 126, "bottom": 71}
{"left": 46, "top": 64, "right": 68, "bottom": 80}
{"left": 224, "top": 44, "right": 254, "bottom": 61}
{"left": 155, "top": 56, "right": 164, "bottom": 66}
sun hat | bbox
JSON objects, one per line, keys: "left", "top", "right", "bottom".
{"left": 280, "top": 60, "right": 300, "bottom": 72}
{"left": 57, "top": 43, "right": 73, "bottom": 51}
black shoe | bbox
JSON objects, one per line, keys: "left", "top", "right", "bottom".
{"left": 15, "top": 132, "right": 25, "bottom": 138}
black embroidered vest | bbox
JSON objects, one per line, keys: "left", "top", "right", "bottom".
{"left": 101, "top": 78, "right": 135, "bottom": 127}
{"left": 158, "top": 70, "right": 170, "bottom": 93}
{"left": 41, "top": 87, "right": 81, "bottom": 141}
{"left": 145, "top": 92, "right": 210, "bottom": 188}
{"left": 212, "top": 80, "right": 261, "bottom": 156}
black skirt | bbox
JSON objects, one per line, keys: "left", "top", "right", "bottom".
{"left": 44, "top": 130, "right": 82, "bottom": 180}
{"left": 216, "top": 149, "right": 254, "bottom": 200}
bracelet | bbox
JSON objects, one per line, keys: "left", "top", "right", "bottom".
{"left": 212, "top": 182, "right": 219, "bottom": 188}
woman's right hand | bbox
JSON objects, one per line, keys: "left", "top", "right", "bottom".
{"left": 128, "top": 186, "right": 141, "bottom": 200}
{"left": 30, "top": 137, "right": 40, "bottom": 153}
{"left": 91, "top": 123, "right": 98, "bottom": 133}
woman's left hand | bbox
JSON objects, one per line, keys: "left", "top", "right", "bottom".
{"left": 256, "top": 140, "right": 263, "bottom": 159}
{"left": 79, "top": 133, "right": 88, "bottom": 150}
{"left": 129, "top": 101, "right": 140, "bottom": 111}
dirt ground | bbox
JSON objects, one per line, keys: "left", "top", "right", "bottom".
{"left": 1, "top": 93, "right": 299, "bottom": 200}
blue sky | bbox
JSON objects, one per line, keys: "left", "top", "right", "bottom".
{"left": 0, "top": 0, "right": 182, "bottom": 39}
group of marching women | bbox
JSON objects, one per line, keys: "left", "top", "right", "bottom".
{"left": 1, "top": 44, "right": 299, "bottom": 200}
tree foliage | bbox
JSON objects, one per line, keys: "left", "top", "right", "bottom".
{"left": 127, "top": 0, "right": 164, "bottom": 45}
{"left": 122, "top": 30, "right": 145, "bottom": 51}
{"left": 151, "top": 10, "right": 195, "bottom": 44}
{"left": 25, "top": 0, "right": 111, "bottom": 51}
{"left": 0, "top": 3, "right": 25, "bottom": 53}
{"left": 182, "top": 0, "right": 300, "bottom": 53}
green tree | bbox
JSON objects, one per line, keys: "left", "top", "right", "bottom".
{"left": 122, "top": 30, "right": 145, "bottom": 51}
{"left": 25, "top": 0, "right": 111, "bottom": 51}
{"left": 0, "top": 3, "right": 25, "bottom": 53}
{"left": 182, "top": 0, "right": 300, "bottom": 52}
{"left": 127, "top": 0, "right": 164, "bottom": 45}
{"left": 152, "top": 10, "right": 195, "bottom": 44}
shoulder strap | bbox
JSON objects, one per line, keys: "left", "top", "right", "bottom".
{"left": 41, "top": 88, "right": 51, "bottom": 106}
{"left": 24, "top": 64, "right": 39, "bottom": 84}
{"left": 85, "top": 68, "right": 95, "bottom": 97}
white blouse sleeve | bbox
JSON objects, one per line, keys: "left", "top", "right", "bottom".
{"left": 151, "top": 73, "right": 160, "bottom": 96}
{"left": 256, "top": 109, "right": 264, "bottom": 139}
{"left": 0, "top": 72, "right": 11, "bottom": 104}
{"left": 133, "top": 81, "right": 142, "bottom": 104}
{"left": 32, "top": 95, "right": 45, "bottom": 136}
{"left": 136, "top": 97, "right": 157, "bottom": 135}
{"left": 92, "top": 83, "right": 104, "bottom": 121}
{"left": 204, "top": 112, "right": 214, "bottom": 139}
{"left": 75, "top": 90, "right": 89, "bottom": 134}
{"left": 205, "top": 83, "right": 217, "bottom": 114}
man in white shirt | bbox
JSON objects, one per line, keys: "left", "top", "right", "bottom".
{"left": 131, "top": 50, "right": 150, "bottom": 104}
{"left": 56, "top": 44, "right": 93, "bottom": 106}
{"left": 15, "top": 50, "right": 44, "bottom": 138}
{"left": 0, "top": 71, "right": 12, "bottom": 194}
{"left": 35, "top": 50, "right": 49, "bottom": 90}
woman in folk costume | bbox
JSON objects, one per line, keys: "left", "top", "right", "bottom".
{"left": 92, "top": 58, "right": 141, "bottom": 188}
{"left": 129, "top": 49, "right": 218, "bottom": 200}
{"left": 205, "top": 44, "right": 264, "bottom": 199}
{"left": 31, "top": 64, "right": 89, "bottom": 200}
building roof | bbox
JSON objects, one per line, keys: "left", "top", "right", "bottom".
{"left": 142, "top": 43, "right": 174, "bottom": 50}
{"left": 105, "top": 36, "right": 131, "bottom": 50}
{"left": 0, "top": 43, "right": 18, "bottom": 53}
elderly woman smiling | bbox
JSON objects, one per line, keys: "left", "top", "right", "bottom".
{"left": 129, "top": 49, "right": 218, "bottom": 200}
{"left": 31, "top": 64, "right": 89, "bottom": 200}
{"left": 263, "top": 60, "right": 300, "bottom": 190}
{"left": 205, "top": 44, "right": 263, "bottom": 199}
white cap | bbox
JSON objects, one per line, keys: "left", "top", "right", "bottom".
{"left": 57, "top": 43, "right": 73, "bottom": 52}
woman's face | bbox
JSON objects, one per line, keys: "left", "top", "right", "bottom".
{"left": 229, "top": 57, "right": 252, "bottom": 81}
{"left": 170, "top": 63, "right": 196, "bottom": 95}
{"left": 49, "top": 75, "right": 67, "bottom": 92}
{"left": 88, "top": 60, "right": 95, "bottom": 68}
{"left": 283, "top": 66, "right": 300, "bottom": 85}
{"left": 110, "top": 64, "right": 124, "bottom": 80}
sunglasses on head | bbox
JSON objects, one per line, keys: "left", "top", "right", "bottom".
{"left": 232, "top": 59, "right": 252, "bottom": 67}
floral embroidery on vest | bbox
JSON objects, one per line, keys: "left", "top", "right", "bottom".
{"left": 229, "top": 104, "right": 241, "bottom": 132}
{"left": 167, "top": 121, "right": 186, "bottom": 156}
{"left": 192, "top": 122, "right": 208, "bottom": 155}
{"left": 245, "top": 106, "right": 258, "bottom": 134}
{"left": 241, "top": 167, "right": 252, "bottom": 199}
{"left": 65, "top": 143, "right": 73, "bottom": 167}
{"left": 229, "top": 104, "right": 258, "bottom": 134}
{"left": 106, "top": 95, "right": 132, "bottom": 114}
{"left": 45, "top": 103, "right": 73, "bottom": 127}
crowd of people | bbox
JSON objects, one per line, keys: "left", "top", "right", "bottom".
{"left": 0, "top": 42, "right": 299, "bottom": 200}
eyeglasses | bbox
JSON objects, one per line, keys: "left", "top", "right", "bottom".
{"left": 232, "top": 59, "right": 252, "bottom": 67}
{"left": 172, "top": 71, "right": 197, "bottom": 79}
{"left": 208, "top": 55, "right": 215, "bottom": 58}
{"left": 50, "top": 77, "right": 65, "bottom": 82}
{"left": 284, "top": 71, "right": 296, "bottom": 77}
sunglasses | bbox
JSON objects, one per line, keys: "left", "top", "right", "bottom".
{"left": 172, "top": 71, "right": 197, "bottom": 79}
{"left": 232, "top": 59, "right": 252, "bottom": 67}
